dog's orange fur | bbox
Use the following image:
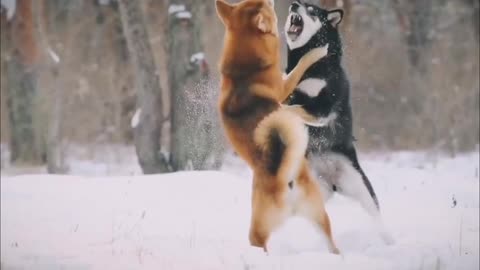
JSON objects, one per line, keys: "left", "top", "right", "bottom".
{"left": 216, "top": 0, "right": 339, "bottom": 254}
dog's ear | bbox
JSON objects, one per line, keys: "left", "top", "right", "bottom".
{"left": 327, "top": 9, "right": 343, "bottom": 28}
{"left": 254, "top": 13, "right": 271, "bottom": 33}
{"left": 216, "top": 0, "right": 234, "bottom": 26}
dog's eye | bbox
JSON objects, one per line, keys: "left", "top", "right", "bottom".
{"left": 307, "top": 6, "right": 315, "bottom": 16}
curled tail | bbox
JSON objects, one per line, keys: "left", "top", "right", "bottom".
{"left": 254, "top": 109, "right": 309, "bottom": 184}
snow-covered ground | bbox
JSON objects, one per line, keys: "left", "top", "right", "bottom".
{"left": 1, "top": 149, "right": 479, "bottom": 270}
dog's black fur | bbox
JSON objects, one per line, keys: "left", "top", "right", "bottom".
{"left": 284, "top": 1, "right": 379, "bottom": 208}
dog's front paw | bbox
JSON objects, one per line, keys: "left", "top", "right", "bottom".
{"left": 303, "top": 44, "right": 329, "bottom": 64}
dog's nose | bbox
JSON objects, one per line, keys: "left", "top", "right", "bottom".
{"left": 290, "top": 2, "right": 300, "bottom": 12}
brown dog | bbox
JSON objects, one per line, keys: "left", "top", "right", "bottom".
{"left": 216, "top": 0, "right": 339, "bottom": 254}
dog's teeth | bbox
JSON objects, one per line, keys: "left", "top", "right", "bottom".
{"left": 291, "top": 14, "right": 302, "bottom": 25}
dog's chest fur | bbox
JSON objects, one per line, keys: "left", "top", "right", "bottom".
{"left": 296, "top": 77, "right": 327, "bottom": 98}
{"left": 288, "top": 59, "right": 351, "bottom": 150}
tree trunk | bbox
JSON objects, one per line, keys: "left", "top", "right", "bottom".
{"left": 6, "top": 0, "right": 43, "bottom": 164}
{"left": 391, "top": 0, "right": 443, "bottom": 74}
{"left": 464, "top": 0, "right": 479, "bottom": 41}
{"left": 118, "top": 0, "right": 170, "bottom": 174}
{"left": 167, "top": 0, "right": 224, "bottom": 171}
{"left": 32, "top": 0, "right": 69, "bottom": 173}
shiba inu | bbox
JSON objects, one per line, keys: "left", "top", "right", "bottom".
{"left": 215, "top": 0, "right": 340, "bottom": 253}
{"left": 283, "top": 1, "right": 394, "bottom": 244}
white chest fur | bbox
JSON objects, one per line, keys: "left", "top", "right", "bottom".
{"left": 297, "top": 78, "right": 326, "bottom": 97}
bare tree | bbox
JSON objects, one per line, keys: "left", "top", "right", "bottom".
{"left": 118, "top": 0, "right": 170, "bottom": 174}
{"left": 30, "top": 0, "right": 76, "bottom": 173}
{"left": 463, "top": 0, "right": 479, "bottom": 41}
{"left": 5, "top": 0, "right": 44, "bottom": 164}
{"left": 167, "top": 0, "right": 224, "bottom": 171}
{"left": 391, "top": 0, "right": 446, "bottom": 73}
{"left": 32, "top": 0, "right": 61, "bottom": 173}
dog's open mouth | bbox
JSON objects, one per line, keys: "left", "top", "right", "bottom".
{"left": 287, "top": 13, "right": 303, "bottom": 41}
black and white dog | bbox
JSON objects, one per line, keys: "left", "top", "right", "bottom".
{"left": 283, "top": 0, "right": 393, "bottom": 244}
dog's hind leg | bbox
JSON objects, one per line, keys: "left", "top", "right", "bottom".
{"left": 309, "top": 154, "right": 336, "bottom": 203}
{"left": 333, "top": 148, "right": 395, "bottom": 245}
{"left": 296, "top": 168, "right": 340, "bottom": 254}
{"left": 249, "top": 184, "right": 288, "bottom": 252}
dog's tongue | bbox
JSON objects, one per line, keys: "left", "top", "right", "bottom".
{"left": 288, "top": 24, "right": 301, "bottom": 33}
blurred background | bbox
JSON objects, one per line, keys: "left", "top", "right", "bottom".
{"left": 0, "top": 0, "right": 478, "bottom": 175}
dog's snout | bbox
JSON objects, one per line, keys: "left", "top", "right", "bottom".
{"left": 290, "top": 2, "right": 300, "bottom": 12}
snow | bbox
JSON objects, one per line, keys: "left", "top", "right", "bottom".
{"left": 175, "top": 11, "right": 192, "bottom": 20}
{"left": 168, "top": 4, "right": 186, "bottom": 15}
{"left": 47, "top": 48, "right": 61, "bottom": 64}
{"left": 168, "top": 4, "right": 192, "bottom": 20}
{"left": 131, "top": 108, "right": 142, "bottom": 129}
{"left": 1, "top": 151, "right": 479, "bottom": 270}
{"left": 190, "top": 52, "right": 205, "bottom": 64}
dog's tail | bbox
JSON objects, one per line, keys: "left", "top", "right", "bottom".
{"left": 254, "top": 109, "right": 309, "bottom": 184}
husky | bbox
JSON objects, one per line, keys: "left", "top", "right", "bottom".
{"left": 283, "top": 0, "right": 394, "bottom": 244}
